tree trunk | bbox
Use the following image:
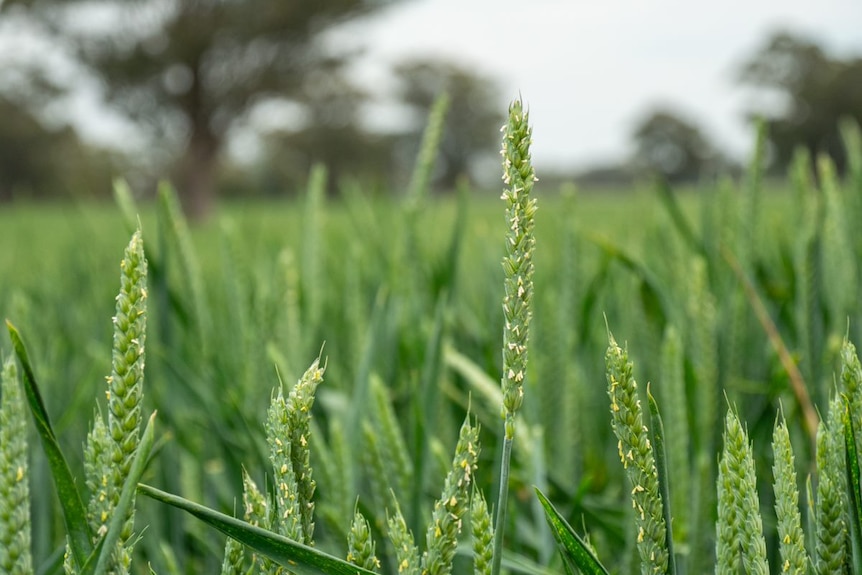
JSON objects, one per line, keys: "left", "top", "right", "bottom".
{"left": 177, "top": 129, "right": 219, "bottom": 221}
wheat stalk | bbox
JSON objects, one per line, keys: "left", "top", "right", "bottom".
{"left": 491, "top": 97, "right": 537, "bottom": 575}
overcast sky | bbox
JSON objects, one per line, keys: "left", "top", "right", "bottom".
{"left": 330, "top": 0, "right": 862, "bottom": 170}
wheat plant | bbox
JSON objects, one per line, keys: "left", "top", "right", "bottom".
{"left": 0, "top": 357, "right": 32, "bottom": 574}
{"left": 491, "top": 96, "right": 538, "bottom": 575}
{"left": 606, "top": 334, "right": 668, "bottom": 574}
{"left": 3, "top": 229, "right": 156, "bottom": 575}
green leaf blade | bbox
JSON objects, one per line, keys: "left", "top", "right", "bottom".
{"left": 534, "top": 488, "right": 609, "bottom": 575}
{"left": 647, "top": 387, "right": 677, "bottom": 575}
{"left": 843, "top": 402, "right": 862, "bottom": 574}
{"left": 6, "top": 320, "right": 93, "bottom": 569}
{"left": 137, "top": 484, "right": 378, "bottom": 575}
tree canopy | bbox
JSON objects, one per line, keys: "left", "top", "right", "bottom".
{"left": 12, "top": 0, "right": 397, "bottom": 216}
{"left": 740, "top": 31, "right": 862, "bottom": 172}
{"left": 393, "top": 58, "right": 502, "bottom": 189}
{"left": 631, "top": 109, "right": 718, "bottom": 183}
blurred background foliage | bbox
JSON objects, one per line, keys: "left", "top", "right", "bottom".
{"left": 0, "top": 1, "right": 858, "bottom": 216}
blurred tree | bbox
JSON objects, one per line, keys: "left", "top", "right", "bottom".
{"left": 393, "top": 58, "right": 502, "bottom": 189}
{"left": 253, "top": 58, "right": 396, "bottom": 196}
{"left": 11, "top": 0, "right": 397, "bottom": 217}
{"left": 0, "top": 96, "right": 116, "bottom": 201}
{"left": 740, "top": 31, "right": 862, "bottom": 172}
{"left": 631, "top": 109, "right": 718, "bottom": 183}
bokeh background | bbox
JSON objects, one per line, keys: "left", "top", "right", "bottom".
{"left": 0, "top": 0, "right": 860, "bottom": 215}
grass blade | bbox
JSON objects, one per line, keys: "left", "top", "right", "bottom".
{"left": 112, "top": 178, "right": 140, "bottom": 235}
{"left": 843, "top": 401, "right": 862, "bottom": 574}
{"left": 80, "top": 411, "right": 157, "bottom": 575}
{"left": 722, "top": 247, "right": 818, "bottom": 449}
{"left": 137, "top": 484, "right": 378, "bottom": 575}
{"left": 646, "top": 386, "right": 677, "bottom": 575}
{"left": 534, "top": 488, "right": 609, "bottom": 575}
{"left": 654, "top": 178, "right": 706, "bottom": 257}
{"left": 5, "top": 320, "right": 93, "bottom": 569}
{"left": 411, "top": 292, "right": 447, "bottom": 535}
{"left": 584, "top": 234, "right": 670, "bottom": 331}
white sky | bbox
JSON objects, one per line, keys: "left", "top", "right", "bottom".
{"left": 331, "top": 0, "right": 862, "bottom": 170}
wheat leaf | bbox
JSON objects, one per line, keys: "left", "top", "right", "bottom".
{"left": 137, "top": 484, "right": 378, "bottom": 575}
{"left": 6, "top": 320, "right": 93, "bottom": 569}
{"left": 534, "top": 488, "right": 609, "bottom": 575}
{"left": 647, "top": 387, "right": 677, "bottom": 575}
{"left": 843, "top": 401, "right": 862, "bottom": 574}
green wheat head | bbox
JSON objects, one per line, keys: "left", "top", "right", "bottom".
{"left": 814, "top": 396, "right": 849, "bottom": 573}
{"left": 421, "top": 416, "right": 481, "bottom": 575}
{"left": 471, "top": 490, "right": 494, "bottom": 575}
{"left": 0, "top": 358, "right": 32, "bottom": 575}
{"left": 605, "top": 333, "right": 668, "bottom": 574}
{"left": 109, "top": 230, "right": 148, "bottom": 466}
{"left": 266, "top": 394, "right": 304, "bottom": 541}
{"left": 223, "top": 358, "right": 326, "bottom": 575}
{"left": 500, "top": 98, "right": 537, "bottom": 439}
{"left": 361, "top": 419, "right": 391, "bottom": 517}
{"left": 715, "top": 407, "right": 768, "bottom": 575}
{"left": 386, "top": 499, "right": 419, "bottom": 575}
{"left": 284, "top": 358, "right": 325, "bottom": 543}
{"left": 76, "top": 229, "right": 148, "bottom": 574}
{"left": 369, "top": 375, "right": 412, "bottom": 505}
{"left": 772, "top": 414, "right": 807, "bottom": 574}
{"left": 819, "top": 155, "right": 856, "bottom": 326}
{"left": 360, "top": 375, "right": 414, "bottom": 519}
{"left": 220, "top": 535, "right": 245, "bottom": 575}
{"left": 685, "top": 256, "right": 718, "bottom": 454}
{"left": 840, "top": 338, "right": 862, "bottom": 450}
{"left": 658, "top": 325, "right": 689, "bottom": 543}
{"left": 84, "top": 414, "right": 111, "bottom": 539}
{"left": 406, "top": 92, "right": 450, "bottom": 210}
{"left": 242, "top": 469, "right": 278, "bottom": 575}
{"left": 347, "top": 508, "right": 380, "bottom": 572}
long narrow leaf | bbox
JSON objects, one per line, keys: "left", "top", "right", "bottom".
{"left": 654, "top": 179, "right": 706, "bottom": 257}
{"left": 137, "top": 484, "right": 378, "bottom": 575}
{"left": 411, "top": 292, "right": 447, "bottom": 536}
{"left": 647, "top": 387, "right": 677, "bottom": 575}
{"left": 843, "top": 402, "right": 862, "bottom": 574}
{"left": 81, "top": 411, "right": 157, "bottom": 575}
{"left": 534, "top": 488, "right": 609, "bottom": 575}
{"left": 35, "top": 547, "right": 65, "bottom": 575}
{"left": 6, "top": 320, "right": 93, "bottom": 568}
{"left": 584, "top": 234, "right": 671, "bottom": 331}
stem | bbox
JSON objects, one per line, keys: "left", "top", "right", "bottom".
{"left": 491, "top": 423, "right": 514, "bottom": 575}
{"left": 722, "top": 246, "right": 818, "bottom": 450}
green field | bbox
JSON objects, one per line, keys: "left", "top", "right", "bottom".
{"left": 3, "top": 115, "right": 862, "bottom": 575}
